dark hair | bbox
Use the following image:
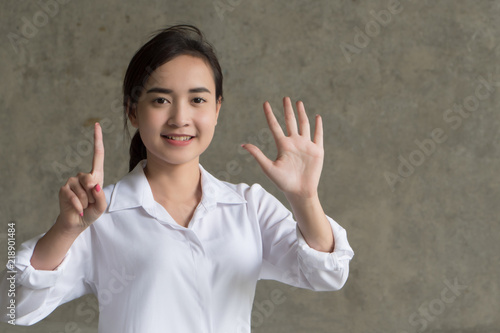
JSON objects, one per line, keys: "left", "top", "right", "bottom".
{"left": 122, "top": 25, "right": 224, "bottom": 172}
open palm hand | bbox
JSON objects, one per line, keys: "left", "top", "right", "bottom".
{"left": 242, "top": 97, "right": 324, "bottom": 199}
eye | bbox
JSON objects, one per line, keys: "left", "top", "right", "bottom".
{"left": 154, "top": 97, "right": 169, "bottom": 104}
{"left": 192, "top": 97, "right": 206, "bottom": 104}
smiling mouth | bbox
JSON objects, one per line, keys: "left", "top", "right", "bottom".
{"left": 161, "top": 135, "right": 194, "bottom": 141}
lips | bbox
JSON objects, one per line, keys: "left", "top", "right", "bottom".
{"left": 161, "top": 134, "right": 194, "bottom": 141}
{"left": 161, "top": 134, "right": 195, "bottom": 146}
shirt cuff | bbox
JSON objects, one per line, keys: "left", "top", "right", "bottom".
{"left": 7, "top": 233, "right": 71, "bottom": 290}
{"left": 296, "top": 216, "right": 354, "bottom": 271}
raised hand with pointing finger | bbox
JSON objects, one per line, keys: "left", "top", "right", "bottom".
{"left": 58, "top": 122, "right": 107, "bottom": 233}
{"left": 30, "top": 123, "right": 107, "bottom": 271}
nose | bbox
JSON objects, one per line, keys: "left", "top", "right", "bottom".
{"left": 167, "top": 101, "right": 190, "bottom": 127}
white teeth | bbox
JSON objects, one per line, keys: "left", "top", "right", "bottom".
{"left": 165, "top": 135, "right": 192, "bottom": 141}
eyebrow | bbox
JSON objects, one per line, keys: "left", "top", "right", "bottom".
{"left": 146, "top": 87, "right": 211, "bottom": 94}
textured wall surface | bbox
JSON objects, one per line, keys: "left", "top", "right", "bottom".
{"left": 1, "top": 0, "right": 499, "bottom": 332}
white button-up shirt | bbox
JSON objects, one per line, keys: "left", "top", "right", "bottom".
{"left": 1, "top": 159, "right": 354, "bottom": 332}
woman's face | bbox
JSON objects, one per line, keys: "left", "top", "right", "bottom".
{"left": 129, "top": 54, "right": 221, "bottom": 167}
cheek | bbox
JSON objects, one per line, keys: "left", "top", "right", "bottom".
{"left": 140, "top": 111, "right": 164, "bottom": 128}
{"left": 199, "top": 114, "right": 218, "bottom": 132}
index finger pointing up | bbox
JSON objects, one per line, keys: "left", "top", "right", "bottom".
{"left": 91, "top": 122, "right": 105, "bottom": 179}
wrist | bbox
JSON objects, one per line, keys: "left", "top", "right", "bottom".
{"left": 284, "top": 191, "right": 320, "bottom": 207}
{"left": 285, "top": 193, "right": 334, "bottom": 253}
{"left": 54, "top": 216, "right": 85, "bottom": 240}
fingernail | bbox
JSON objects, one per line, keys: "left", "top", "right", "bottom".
{"left": 95, "top": 184, "right": 101, "bottom": 192}
{"left": 80, "top": 212, "right": 84, "bottom": 217}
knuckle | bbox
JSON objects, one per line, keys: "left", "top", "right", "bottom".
{"left": 65, "top": 182, "right": 75, "bottom": 191}
{"left": 59, "top": 186, "right": 67, "bottom": 196}
{"left": 78, "top": 173, "right": 91, "bottom": 183}
{"left": 76, "top": 189, "right": 86, "bottom": 199}
{"left": 79, "top": 175, "right": 93, "bottom": 188}
{"left": 71, "top": 197, "right": 82, "bottom": 208}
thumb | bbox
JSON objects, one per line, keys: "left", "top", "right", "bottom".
{"left": 241, "top": 144, "right": 273, "bottom": 171}
{"left": 91, "top": 183, "right": 107, "bottom": 215}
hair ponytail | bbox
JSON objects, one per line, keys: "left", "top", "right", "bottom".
{"left": 129, "top": 130, "right": 147, "bottom": 172}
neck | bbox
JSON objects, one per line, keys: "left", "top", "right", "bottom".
{"left": 143, "top": 156, "right": 201, "bottom": 204}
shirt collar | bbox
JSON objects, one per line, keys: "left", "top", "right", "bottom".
{"left": 108, "top": 159, "right": 246, "bottom": 213}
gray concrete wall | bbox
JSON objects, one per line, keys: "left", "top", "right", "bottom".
{"left": 1, "top": 0, "right": 499, "bottom": 332}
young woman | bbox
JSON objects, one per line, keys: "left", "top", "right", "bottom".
{"left": 1, "top": 25, "right": 354, "bottom": 332}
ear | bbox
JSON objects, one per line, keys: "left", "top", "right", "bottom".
{"left": 215, "top": 97, "right": 222, "bottom": 125}
{"left": 127, "top": 99, "right": 139, "bottom": 128}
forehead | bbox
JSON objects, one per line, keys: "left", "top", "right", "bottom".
{"left": 144, "top": 55, "right": 215, "bottom": 90}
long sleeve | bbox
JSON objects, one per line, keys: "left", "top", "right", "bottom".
{"left": 252, "top": 184, "right": 354, "bottom": 291}
{"left": 0, "top": 228, "right": 94, "bottom": 325}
